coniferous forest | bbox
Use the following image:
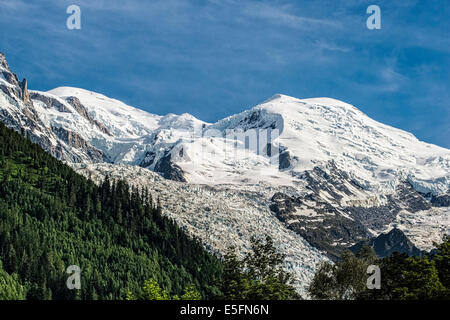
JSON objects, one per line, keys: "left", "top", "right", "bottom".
{"left": 0, "top": 122, "right": 222, "bottom": 299}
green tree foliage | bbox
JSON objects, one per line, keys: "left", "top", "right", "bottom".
{"left": 220, "top": 248, "right": 247, "bottom": 300}
{"left": 0, "top": 122, "right": 222, "bottom": 299}
{"left": 142, "top": 278, "right": 170, "bottom": 300}
{"left": 309, "top": 237, "right": 450, "bottom": 300}
{"left": 390, "top": 256, "right": 444, "bottom": 299}
{"left": 369, "top": 251, "right": 445, "bottom": 300}
{"left": 0, "top": 260, "right": 26, "bottom": 300}
{"left": 130, "top": 278, "right": 202, "bottom": 300}
{"left": 219, "top": 235, "right": 299, "bottom": 300}
{"left": 181, "top": 284, "right": 202, "bottom": 300}
{"left": 306, "top": 261, "right": 337, "bottom": 299}
{"left": 308, "top": 245, "right": 377, "bottom": 300}
{"left": 433, "top": 235, "right": 450, "bottom": 298}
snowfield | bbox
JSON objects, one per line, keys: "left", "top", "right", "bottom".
{"left": 35, "top": 88, "right": 450, "bottom": 197}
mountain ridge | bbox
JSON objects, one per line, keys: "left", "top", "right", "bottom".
{"left": 0, "top": 52, "right": 448, "bottom": 293}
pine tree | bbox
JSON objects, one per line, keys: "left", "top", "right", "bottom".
{"left": 220, "top": 235, "right": 299, "bottom": 300}
{"left": 181, "top": 284, "right": 202, "bottom": 300}
{"left": 0, "top": 260, "right": 26, "bottom": 300}
{"left": 308, "top": 246, "right": 378, "bottom": 300}
{"left": 142, "top": 278, "right": 170, "bottom": 300}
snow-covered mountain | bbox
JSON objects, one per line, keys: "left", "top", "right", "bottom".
{"left": 207, "top": 94, "right": 449, "bottom": 193}
{"left": 1, "top": 52, "right": 449, "bottom": 292}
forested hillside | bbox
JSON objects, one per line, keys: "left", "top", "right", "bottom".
{"left": 0, "top": 123, "right": 222, "bottom": 299}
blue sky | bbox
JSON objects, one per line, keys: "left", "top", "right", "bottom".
{"left": 0, "top": 0, "right": 449, "bottom": 148}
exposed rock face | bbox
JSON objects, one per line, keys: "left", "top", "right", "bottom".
{"left": 270, "top": 191, "right": 369, "bottom": 261}
{"left": 0, "top": 63, "right": 59, "bottom": 157}
{"left": 265, "top": 143, "right": 294, "bottom": 170}
{"left": 0, "top": 95, "right": 52, "bottom": 142}
{"left": 347, "top": 181, "right": 431, "bottom": 232}
{"left": 139, "top": 150, "right": 157, "bottom": 168}
{"left": 0, "top": 52, "right": 7, "bottom": 69}
{"left": 65, "top": 96, "right": 86, "bottom": 116}
{"left": 1, "top": 70, "right": 20, "bottom": 87}
{"left": 26, "top": 91, "right": 109, "bottom": 163}
{"left": 154, "top": 152, "right": 186, "bottom": 182}
{"left": 138, "top": 134, "right": 187, "bottom": 182}
{"left": 30, "top": 91, "right": 72, "bottom": 112}
{"left": 431, "top": 193, "right": 450, "bottom": 207}
{"left": 20, "top": 78, "right": 29, "bottom": 105}
{"left": 0, "top": 54, "right": 29, "bottom": 106}
{"left": 278, "top": 150, "right": 292, "bottom": 170}
{"left": 65, "top": 96, "right": 112, "bottom": 135}
{"left": 236, "top": 109, "right": 278, "bottom": 130}
{"left": 269, "top": 161, "right": 436, "bottom": 260}
{"left": 52, "top": 126, "right": 106, "bottom": 162}
{"left": 350, "top": 228, "right": 424, "bottom": 258}
{"left": 0, "top": 54, "right": 109, "bottom": 164}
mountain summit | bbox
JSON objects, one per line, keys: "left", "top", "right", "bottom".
{"left": 2, "top": 52, "right": 448, "bottom": 193}
{"left": 0, "top": 52, "right": 448, "bottom": 292}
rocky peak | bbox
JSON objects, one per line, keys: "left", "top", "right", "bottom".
{"left": 20, "top": 78, "right": 30, "bottom": 104}
{"left": 0, "top": 53, "right": 31, "bottom": 106}
{"left": 0, "top": 54, "right": 19, "bottom": 87}
{"left": 350, "top": 227, "right": 424, "bottom": 258}
{"left": 0, "top": 52, "right": 9, "bottom": 70}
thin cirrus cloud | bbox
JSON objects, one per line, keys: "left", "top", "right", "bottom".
{"left": 241, "top": 2, "right": 341, "bottom": 29}
{"left": 0, "top": 0, "right": 448, "bottom": 148}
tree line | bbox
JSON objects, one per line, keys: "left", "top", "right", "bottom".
{"left": 0, "top": 122, "right": 222, "bottom": 299}
{"left": 308, "top": 236, "right": 449, "bottom": 300}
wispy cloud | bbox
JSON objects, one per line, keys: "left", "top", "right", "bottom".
{"left": 314, "top": 40, "right": 352, "bottom": 52}
{"left": 242, "top": 2, "right": 340, "bottom": 29}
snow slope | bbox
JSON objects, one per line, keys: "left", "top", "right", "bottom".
{"left": 192, "top": 94, "right": 449, "bottom": 195}
{"left": 48, "top": 87, "right": 161, "bottom": 138}
{"left": 35, "top": 87, "right": 448, "bottom": 197}
{"left": 30, "top": 87, "right": 206, "bottom": 165}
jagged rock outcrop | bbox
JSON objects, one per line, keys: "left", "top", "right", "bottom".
{"left": 278, "top": 150, "right": 293, "bottom": 170}
{"left": 270, "top": 190, "right": 370, "bottom": 261}
{"left": 0, "top": 52, "right": 30, "bottom": 106}
{"left": 347, "top": 181, "right": 431, "bottom": 232}
{"left": 350, "top": 227, "right": 424, "bottom": 258}
{"left": 269, "top": 161, "right": 439, "bottom": 260}
{"left": 20, "top": 78, "right": 29, "bottom": 105}
{"left": 52, "top": 126, "right": 106, "bottom": 162}
{"left": 431, "top": 193, "right": 450, "bottom": 207}
{"left": 0, "top": 52, "right": 8, "bottom": 69}
{"left": 30, "top": 91, "right": 72, "bottom": 112}
{"left": 153, "top": 152, "right": 186, "bottom": 182}
{"left": 65, "top": 96, "right": 112, "bottom": 135}
{"left": 0, "top": 54, "right": 106, "bottom": 163}
{"left": 236, "top": 109, "right": 279, "bottom": 130}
